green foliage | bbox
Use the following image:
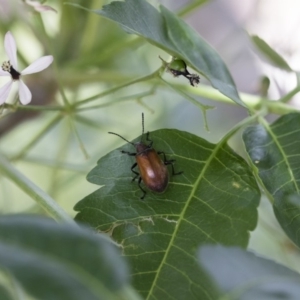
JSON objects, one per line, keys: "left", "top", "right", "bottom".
{"left": 87, "top": 0, "right": 245, "bottom": 106}
{"left": 75, "top": 129, "right": 260, "bottom": 299}
{"left": 199, "top": 245, "right": 300, "bottom": 299}
{"left": 0, "top": 285, "right": 13, "bottom": 300}
{"left": 251, "top": 35, "right": 293, "bottom": 72}
{"left": 1, "top": 0, "right": 300, "bottom": 299}
{"left": 0, "top": 215, "right": 129, "bottom": 300}
{"left": 244, "top": 113, "right": 300, "bottom": 247}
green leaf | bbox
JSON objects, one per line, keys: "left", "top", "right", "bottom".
{"left": 243, "top": 113, "right": 300, "bottom": 247}
{"left": 0, "top": 285, "right": 14, "bottom": 300}
{"left": 258, "top": 76, "right": 270, "bottom": 97}
{"left": 251, "top": 35, "right": 293, "bottom": 72}
{"left": 199, "top": 245, "right": 300, "bottom": 299}
{"left": 98, "top": 0, "right": 175, "bottom": 51}
{"left": 73, "top": 0, "right": 244, "bottom": 107}
{"left": 75, "top": 129, "right": 260, "bottom": 299}
{"left": 274, "top": 194, "right": 300, "bottom": 246}
{"left": 0, "top": 215, "right": 129, "bottom": 300}
{"left": 160, "top": 6, "right": 244, "bottom": 107}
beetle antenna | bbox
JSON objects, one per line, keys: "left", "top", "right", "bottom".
{"left": 141, "top": 112, "right": 145, "bottom": 141}
{"left": 108, "top": 132, "right": 135, "bottom": 146}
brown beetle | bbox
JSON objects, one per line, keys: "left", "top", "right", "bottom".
{"left": 108, "top": 113, "right": 182, "bottom": 199}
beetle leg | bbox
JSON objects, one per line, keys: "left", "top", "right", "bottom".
{"left": 130, "top": 162, "right": 140, "bottom": 181}
{"left": 158, "top": 151, "right": 173, "bottom": 162}
{"left": 138, "top": 176, "right": 147, "bottom": 200}
{"left": 131, "top": 164, "right": 146, "bottom": 199}
{"left": 121, "top": 150, "right": 136, "bottom": 156}
{"left": 158, "top": 151, "right": 183, "bottom": 176}
{"left": 145, "top": 131, "right": 153, "bottom": 148}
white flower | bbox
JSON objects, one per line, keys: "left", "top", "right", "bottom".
{"left": 0, "top": 31, "right": 53, "bottom": 105}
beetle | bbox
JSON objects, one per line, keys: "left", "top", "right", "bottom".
{"left": 108, "top": 113, "right": 182, "bottom": 199}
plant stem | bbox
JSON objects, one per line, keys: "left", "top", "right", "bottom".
{"left": 3, "top": 103, "right": 63, "bottom": 112}
{"left": 11, "top": 113, "right": 62, "bottom": 160}
{"left": 2, "top": 74, "right": 299, "bottom": 116}
{"left": 160, "top": 78, "right": 214, "bottom": 131}
{"left": 78, "top": 90, "right": 156, "bottom": 111}
{"left": 177, "top": 83, "right": 300, "bottom": 114}
{"left": 69, "top": 117, "right": 89, "bottom": 159}
{"left": 278, "top": 85, "right": 300, "bottom": 103}
{"left": 0, "top": 154, "right": 75, "bottom": 225}
{"left": 219, "top": 108, "right": 268, "bottom": 143}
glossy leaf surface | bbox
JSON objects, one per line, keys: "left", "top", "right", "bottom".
{"left": 243, "top": 113, "right": 300, "bottom": 247}
{"left": 199, "top": 245, "right": 300, "bottom": 299}
{"left": 89, "top": 0, "right": 244, "bottom": 107}
{"left": 75, "top": 129, "right": 260, "bottom": 299}
{"left": 0, "top": 215, "right": 129, "bottom": 300}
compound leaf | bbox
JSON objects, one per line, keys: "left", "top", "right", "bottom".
{"left": 75, "top": 129, "right": 260, "bottom": 299}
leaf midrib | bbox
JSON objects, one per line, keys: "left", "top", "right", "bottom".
{"left": 146, "top": 139, "right": 224, "bottom": 300}
{"left": 261, "top": 117, "right": 300, "bottom": 195}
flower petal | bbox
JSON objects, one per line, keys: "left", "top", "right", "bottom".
{"left": 0, "top": 80, "right": 13, "bottom": 105}
{"left": 0, "top": 69, "right": 9, "bottom": 76}
{"left": 18, "top": 80, "right": 32, "bottom": 105}
{"left": 4, "top": 31, "right": 18, "bottom": 70}
{"left": 21, "top": 55, "right": 53, "bottom": 75}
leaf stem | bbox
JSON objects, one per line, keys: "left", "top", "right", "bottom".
{"left": 2, "top": 74, "right": 298, "bottom": 117}
{"left": 0, "top": 153, "right": 75, "bottom": 224}
{"left": 3, "top": 103, "right": 63, "bottom": 112}
{"left": 11, "top": 113, "right": 62, "bottom": 160}
{"left": 74, "top": 68, "right": 162, "bottom": 107}
{"left": 160, "top": 78, "right": 214, "bottom": 131}
{"left": 79, "top": 89, "right": 156, "bottom": 111}
{"left": 278, "top": 85, "right": 300, "bottom": 103}
{"left": 219, "top": 108, "right": 268, "bottom": 144}
{"left": 5, "top": 80, "right": 298, "bottom": 115}
{"left": 69, "top": 117, "right": 89, "bottom": 159}
{"left": 177, "top": 83, "right": 300, "bottom": 114}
